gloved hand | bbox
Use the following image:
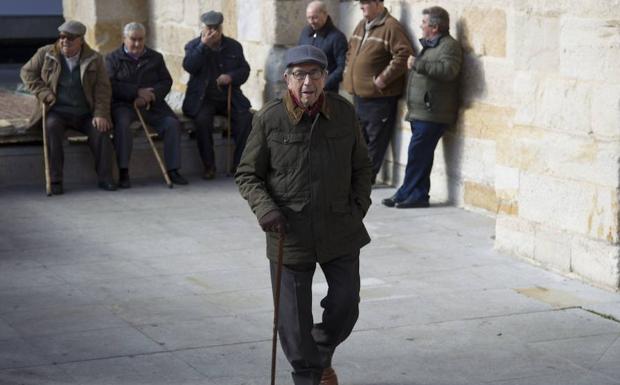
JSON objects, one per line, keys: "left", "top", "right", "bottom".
{"left": 258, "top": 210, "right": 287, "bottom": 234}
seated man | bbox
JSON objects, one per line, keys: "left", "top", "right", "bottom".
{"left": 20, "top": 20, "right": 116, "bottom": 194}
{"left": 182, "top": 10, "right": 252, "bottom": 179}
{"left": 105, "top": 22, "right": 187, "bottom": 187}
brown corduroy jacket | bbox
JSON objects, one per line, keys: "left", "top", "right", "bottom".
{"left": 343, "top": 10, "right": 414, "bottom": 98}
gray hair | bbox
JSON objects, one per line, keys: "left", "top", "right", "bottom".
{"left": 123, "top": 22, "right": 146, "bottom": 37}
{"left": 307, "top": 1, "right": 327, "bottom": 14}
{"left": 422, "top": 6, "right": 450, "bottom": 34}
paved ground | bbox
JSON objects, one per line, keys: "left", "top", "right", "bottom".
{"left": 1, "top": 180, "right": 619, "bottom": 385}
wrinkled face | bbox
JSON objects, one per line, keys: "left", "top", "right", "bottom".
{"left": 360, "top": 0, "right": 382, "bottom": 21}
{"left": 420, "top": 15, "right": 438, "bottom": 40}
{"left": 123, "top": 29, "right": 146, "bottom": 56}
{"left": 58, "top": 33, "right": 83, "bottom": 57}
{"left": 284, "top": 63, "right": 326, "bottom": 108}
{"left": 202, "top": 24, "right": 222, "bottom": 44}
{"left": 306, "top": 6, "right": 328, "bottom": 31}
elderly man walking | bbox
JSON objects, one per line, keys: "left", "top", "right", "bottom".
{"left": 20, "top": 20, "right": 116, "bottom": 194}
{"left": 183, "top": 11, "right": 253, "bottom": 179}
{"left": 297, "top": 1, "right": 348, "bottom": 92}
{"left": 236, "top": 45, "right": 372, "bottom": 385}
{"left": 343, "top": 0, "right": 413, "bottom": 184}
{"left": 382, "top": 6, "right": 462, "bottom": 208}
{"left": 105, "top": 22, "right": 188, "bottom": 187}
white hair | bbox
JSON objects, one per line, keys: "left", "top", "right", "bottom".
{"left": 307, "top": 1, "right": 327, "bottom": 14}
{"left": 123, "top": 22, "right": 146, "bottom": 37}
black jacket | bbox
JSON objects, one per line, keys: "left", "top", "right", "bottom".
{"left": 105, "top": 45, "right": 175, "bottom": 115}
{"left": 182, "top": 35, "right": 251, "bottom": 118}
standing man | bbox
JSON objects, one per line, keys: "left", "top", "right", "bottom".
{"left": 182, "top": 10, "right": 253, "bottom": 179}
{"left": 106, "top": 22, "right": 188, "bottom": 188}
{"left": 382, "top": 6, "right": 462, "bottom": 208}
{"left": 236, "top": 45, "right": 372, "bottom": 385}
{"left": 298, "top": 1, "right": 348, "bottom": 92}
{"left": 20, "top": 20, "right": 116, "bottom": 194}
{"left": 343, "top": 0, "right": 413, "bottom": 184}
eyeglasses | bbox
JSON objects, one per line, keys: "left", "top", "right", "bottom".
{"left": 59, "top": 34, "right": 79, "bottom": 41}
{"left": 290, "top": 69, "right": 324, "bottom": 81}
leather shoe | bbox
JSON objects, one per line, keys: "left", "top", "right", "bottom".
{"left": 118, "top": 173, "right": 131, "bottom": 189}
{"left": 168, "top": 170, "right": 188, "bottom": 185}
{"left": 51, "top": 182, "right": 63, "bottom": 195}
{"left": 202, "top": 167, "right": 216, "bottom": 180}
{"left": 320, "top": 367, "right": 338, "bottom": 385}
{"left": 381, "top": 195, "right": 399, "bottom": 207}
{"left": 98, "top": 181, "right": 117, "bottom": 191}
{"left": 395, "top": 199, "right": 429, "bottom": 209}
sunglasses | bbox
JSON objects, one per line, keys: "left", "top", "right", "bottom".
{"left": 59, "top": 34, "right": 79, "bottom": 41}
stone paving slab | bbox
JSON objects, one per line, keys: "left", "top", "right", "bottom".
{"left": 0, "top": 181, "right": 619, "bottom": 384}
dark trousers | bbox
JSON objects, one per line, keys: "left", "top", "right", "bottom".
{"left": 45, "top": 110, "right": 114, "bottom": 183}
{"left": 192, "top": 99, "right": 252, "bottom": 171}
{"left": 112, "top": 106, "right": 181, "bottom": 171}
{"left": 395, "top": 119, "right": 447, "bottom": 203}
{"left": 270, "top": 251, "right": 360, "bottom": 385}
{"left": 354, "top": 95, "right": 398, "bottom": 183}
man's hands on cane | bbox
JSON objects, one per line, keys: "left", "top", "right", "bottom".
{"left": 259, "top": 210, "right": 288, "bottom": 234}
{"left": 136, "top": 87, "right": 156, "bottom": 109}
{"left": 92, "top": 117, "right": 112, "bottom": 132}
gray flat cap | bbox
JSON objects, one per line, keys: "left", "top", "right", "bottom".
{"left": 285, "top": 45, "right": 328, "bottom": 69}
{"left": 58, "top": 20, "right": 86, "bottom": 36}
{"left": 200, "top": 11, "right": 224, "bottom": 26}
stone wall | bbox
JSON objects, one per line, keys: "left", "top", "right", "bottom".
{"left": 63, "top": 0, "right": 620, "bottom": 290}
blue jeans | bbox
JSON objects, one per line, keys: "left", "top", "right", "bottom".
{"left": 395, "top": 120, "right": 447, "bottom": 203}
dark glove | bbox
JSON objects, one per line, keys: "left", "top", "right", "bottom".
{"left": 258, "top": 210, "right": 288, "bottom": 234}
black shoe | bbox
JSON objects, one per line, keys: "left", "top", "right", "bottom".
{"left": 395, "top": 199, "right": 430, "bottom": 209}
{"left": 202, "top": 167, "right": 216, "bottom": 180}
{"left": 98, "top": 181, "right": 117, "bottom": 191}
{"left": 168, "top": 170, "right": 188, "bottom": 185}
{"left": 118, "top": 173, "right": 131, "bottom": 188}
{"left": 381, "top": 195, "right": 399, "bottom": 207}
{"left": 51, "top": 182, "right": 63, "bottom": 195}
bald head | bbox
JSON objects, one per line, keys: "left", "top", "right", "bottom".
{"left": 306, "top": 1, "right": 329, "bottom": 31}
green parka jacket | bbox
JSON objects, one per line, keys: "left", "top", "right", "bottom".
{"left": 235, "top": 91, "right": 372, "bottom": 264}
{"left": 20, "top": 42, "right": 112, "bottom": 132}
{"left": 406, "top": 34, "right": 463, "bottom": 124}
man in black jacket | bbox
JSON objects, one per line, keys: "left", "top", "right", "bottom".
{"left": 182, "top": 11, "right": 252, "bottom": 179}
{"left": 105, "top": 22, "right": 187, "bottom": 187}
{"left": 297, "top": 1, "right": 347, "bottom": 92}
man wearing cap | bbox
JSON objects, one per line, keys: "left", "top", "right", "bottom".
{"left": 20, "top": 20, "right": 116, "bottom": 194}
{"left": 236, "top": 45, "right": 372, "bottom": 385}
{"left": 297, "top": 1, "right": 348, "bottom": 92}
{"left": 182, "top": 10, "right": 252, "bottom": 179}
{"left": 105, "top": 22, "right": 188, "bottom": 188}
{"left": 343, "top": 0, "right": 413, "bottom": 184}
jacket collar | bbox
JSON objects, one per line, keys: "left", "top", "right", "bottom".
{"left": 306, "top": 16, "right": 335, "bottom": 38}
{"left": 420, "top": 34, "right": 444, "bottom": 48}
{"left": 283, "top": 90, "right": 330, "bottom": 125}
{"left": 365, "top": 9, "right": 389, "bottom": 30}
{"left": 47, "top": 42, "right": 96, "bottom": 64}
{"left": 118, "top": 44, "right": 153, "bottom": 61}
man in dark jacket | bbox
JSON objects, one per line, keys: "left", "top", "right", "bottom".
{"left": 182, "top": 11, "right": 252, "bottom": 179}
{"left": 236, "top": 45, "right": 372, "bottom": 385}
{"left": 382, "top": 6, "right": 462, "bottom": 208}
{"left": 20, "top": 20, "right": 116, "bottom": 194}
{"left": 297, "top": 1, "right": 348, "bottom": 92}
{"left": 105, "top": 22, "right": 188, "bottom": 187}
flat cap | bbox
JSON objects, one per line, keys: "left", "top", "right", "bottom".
{"left": 285, "top": 45, "right": 328, "bottom": 69}
{"left": 58, "top": 20, "right": 86, "bottom": 36}
{"left": 200, "top": 11, "right": 224, "bottom": 26}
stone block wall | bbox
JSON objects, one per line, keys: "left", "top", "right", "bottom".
{"left": 63, "top": 0, "right": 620, "bottom": 289}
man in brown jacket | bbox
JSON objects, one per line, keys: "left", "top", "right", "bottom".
{"left": 343, "top": 0, "right": 413, "bottom": 184}
{"left": 20, "top": 20, "right": 116, "bottom": 194}
{"left": 236, "top": 45, "right": 372, "bottom": 385}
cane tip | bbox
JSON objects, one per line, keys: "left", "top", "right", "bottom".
{"left": 46, "top": 193, "right": 52, "bottom": 197}
{"left": 168, "top": 184, "right": 174, "bottom": 189}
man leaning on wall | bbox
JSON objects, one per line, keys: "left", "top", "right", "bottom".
{"left": 343, "top": 0, "right": 413, "bottom": 185}
{"left": 382, "top": 6, "right": 463, "bottom": 209}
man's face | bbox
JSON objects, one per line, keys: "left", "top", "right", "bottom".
{"left": 202, "top": 24, "right": 222, "bottom": 43}
{"left": 123, "top": 29, "right": 146, "bottom": 56}
{"left": 284, "top": 63, "right": 326, "bottom": 108}
{"left": 58, "top": 32, "right": 83, "bottom": 57}
{"left": 360, "top": 0, "right": 382, "bottom": 21}
{"left": 306, "top": 6, "right": 328, "bottom": 31}
{"left": 420, "top": 14, "right": 438, "bottom": 40}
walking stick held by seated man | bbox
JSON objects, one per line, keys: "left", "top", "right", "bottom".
{"left": 226, "top": 83, "right": 233, "bottom": 176}
{"left": 271, "top": 232, "right": 285, "bottom": 385}
{"left": 41, "top": 102, "right": 52, "bottom": 196}
{"left": 133, "top": 101, "right": 173, "bottom": 188}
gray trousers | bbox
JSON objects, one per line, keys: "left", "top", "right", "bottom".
{"left": 112, "top": 106, "right": 181, "bottom": 171}
{"left": 270, "top": 250, "right": 360, "bottom": 385}
{"left": 45, "top": 110, "right": 114, "bottom": 183}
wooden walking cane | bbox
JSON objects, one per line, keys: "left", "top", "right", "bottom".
{"left": 133, "top": 102, "right": 173, "bottom": 188}
{"left": 271, "top": 232, "right": 285, "bottom": 385}
{"left": 41, "top": 102, "right": 52, "bottom": 196}
{"left": 226, "top": 83, "right": 233, "bottom": 176}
